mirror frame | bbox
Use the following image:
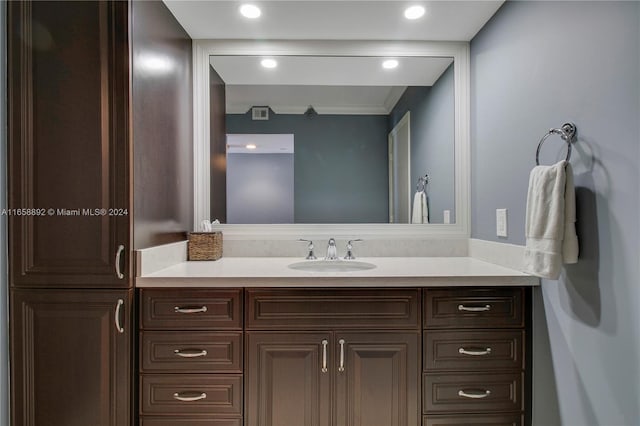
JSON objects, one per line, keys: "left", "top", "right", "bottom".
{"left": 193, "top": 40, "right": 470, "bottom": 240}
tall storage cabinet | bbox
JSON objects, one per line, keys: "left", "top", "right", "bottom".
{"left": 7, "top": 1, "right": 133, "bottom": 425}
{"left": 10, "top": 289, "right": 132, "bottom": 426}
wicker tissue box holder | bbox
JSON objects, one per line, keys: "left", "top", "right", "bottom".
{"left": 188, "top": 232, "right": 223, "bottom": 261}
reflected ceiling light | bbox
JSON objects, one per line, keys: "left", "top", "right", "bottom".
{"left": 239, "top": 4, "right": 261, "bottom": 19}
{"left": 404, "top": 5, "right": 426, "bottom": 20}
{"left": 382, "top": 59, "right": 399, "bottom": 69}
{"left": 246, "top": 144, "right": 257, "bottom": 150}
{"left": 138, "top": 54, "right": 174, "bottom": 73}
{"left": 260, "top": 58, "right": 278, "bottom": 69}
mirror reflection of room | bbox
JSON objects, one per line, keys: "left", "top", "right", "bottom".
{"left": 209, "top": 55, "right": 455, "bottom": 224}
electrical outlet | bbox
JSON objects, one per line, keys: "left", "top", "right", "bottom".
{"left": 443, "top": 210, "right": 451, "bottom": 224}
{"left": 496, "top": 209, "right": 508, "bottom": 237}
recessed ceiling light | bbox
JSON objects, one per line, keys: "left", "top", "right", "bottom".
{"left": 404, "top": 5, "right": 425, "bottom": 20}
{"left": 246, "top": 144, "right": 257, "bottom": 150}
{"left": 239, "top": 4, "right": 261, "bottom": 19}
{"left": 382, "top": 59, "right": 399, "bottom": 69}
{"left": 261, "top": 58, "right": 277, "bottom": 69}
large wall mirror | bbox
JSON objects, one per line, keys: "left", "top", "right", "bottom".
{"left": 193, "top": 41, "right": 469, "bottom": 238}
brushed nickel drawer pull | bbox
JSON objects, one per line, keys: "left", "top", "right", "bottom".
{"left": 321, "top": 339, "right": 328, "bottom": 373}
{"left": 174, "top": 349, "right": 208, "bottom": 358}
{"left": 115, "top": 245, "right": 125, "bottom": 279}
{"left": 458, "top": 304, "right": 491, "bottom": 312}
{"left": 114, "top": 299, "right": 124, "bottom": 333}
{"left": 173, "top": 392, "right": 207, "bottom": 402}
{"left": 338, "top": 339, "right": 346, "bottom": 372}
{"left": 458, "top": 389, "right": 491, "bottom": 399}
{"left": 458, "top": 347, "right": 492, "bottom": 356}
{"left": 174, "top": 306, "right": 208, "bottom": 314}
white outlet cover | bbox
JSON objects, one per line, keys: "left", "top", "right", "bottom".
{"left": 496, "top": 208, "right": 508, "bottom": 237}
{"left": 443, "top": 210, "right": 451, "bottom": 224}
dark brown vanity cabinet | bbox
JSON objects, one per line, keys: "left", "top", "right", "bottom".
{"left": 139, "top": 289, "right": 244, "bottom": 426}
{"left": 334, "top": 331, "right": 420, "bottom": 426}
{"left": 245, "top": 289, "right": 422, "bottom": 426}
{"left": 138, "top": 287, "right": 530, "bottom": 426}
{"left": 423, "top": 288, "right": 528, "bottom": 426}
{"left": 245, "top": 332, "right": 332, "bottom": 426}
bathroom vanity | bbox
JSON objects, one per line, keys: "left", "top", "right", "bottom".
{"left": 137, "top": 252, "right": 536, "bottom": 426}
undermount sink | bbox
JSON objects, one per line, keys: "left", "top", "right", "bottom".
{"left": 288, "top": 260, "right": 377, "bottom": 273}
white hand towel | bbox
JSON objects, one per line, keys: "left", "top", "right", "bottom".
{"left": 523, "top": 160, "right": 579, "bottom": 279}
{"left": 411, "top": 191, "right": 429, "bottom": 224}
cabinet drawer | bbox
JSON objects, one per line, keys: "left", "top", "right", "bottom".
{"left": 424, "top": 330, "right": 524, "bottom": 371}
{"left": 141, "top": 374, "right": 242, "bottom": 416}
{"left": 424, "top": 288, "right": 523, "bottom": 329}
{"left": 423, "top": 413, "right": 523, "bottom": 426}
{"left": 246, "top": 288, "right": 420, "bottom": 329}
{"left": 141, "top": 418, "right": 242, "bottom": 426}
{"left": 423, "top": 372, "right": 523, "bottom": 414}
{"left": 141, "top": 332, "right": 242, "bottom": 373}
{"left": 141, "top": 289, "right": 242, "bottom": 330}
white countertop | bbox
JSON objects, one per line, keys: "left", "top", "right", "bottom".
{"left": 136, "top": 256, "right": 538, "bottom": 288}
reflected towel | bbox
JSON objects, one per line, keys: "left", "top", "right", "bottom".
{"left": 411, "top": 191, "right": 429, "bottom": 224}
{"left": 523, "top": 160, "right": 579, "bottom": 279}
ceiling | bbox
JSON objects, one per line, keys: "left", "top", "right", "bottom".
{"left": 211, "top": 56, "right": 453, "bottom": 114}
{"left": 224, "top": 85, "right": 408, "bottom": 115}
{"left": 163, "top": 1, "right": 504, "bottom": 41}
{"left": 164, "top": 1, "right": 503, "bottom": 115}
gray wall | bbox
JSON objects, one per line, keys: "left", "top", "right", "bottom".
{"left": 227, "top": 113, "right": 389, "bottom": 223}
{"left": 132, "top": 0, "right": 193, "bottom": 249}
{"left": 227, "top": 153, "right": 294, "bottom": 223}
{"left": 0, "top": 2, "right": 7, "bottom": 424}
{"left": 471, "top": 1, "right": 640, "bottom": 424}
{"left": 389, "top": 64, "right": 456, "bottom": 223}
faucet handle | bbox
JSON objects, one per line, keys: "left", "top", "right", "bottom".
{"left": 298, "top": 239, "right": 317, "bottom": 260}
{"left": 344, "top": 239, "right": 363, "bottom": 260}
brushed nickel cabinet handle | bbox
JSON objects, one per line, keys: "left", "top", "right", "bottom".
{"left": 321, "top": 339, "right": 328, "bottom": 373}
{"left": 338, "top": 339, "right": 345, "bottom": 372}
{"left": 458, "top": 347, "right": 492, "bottom": 356}
{"left": 174, "top": 306, "right": 208, "bottom": 314}
{"left": 458, "top": 389, "right": 491, "bottom": 399}
{"left": 458, "top": 304, "right": 491, "bottom": 312}
{"left": 115, "top": 245, "right": 125, "bottom": 279}
{"left": 114, "top": 299, "right": 124, "bottom": 334}
{"left": 174, "top": 349, "right": 208, "bottom": 358}
{"left": 173, "top": 392, "right": 207, "bottom": 402}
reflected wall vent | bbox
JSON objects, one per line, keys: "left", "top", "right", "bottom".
{"left": 252, "top": 107, "right": 269, "bottom": 120}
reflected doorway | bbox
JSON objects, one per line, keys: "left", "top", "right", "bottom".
{"left": 388, "top": 112, "right": 411, "bottom": 223}
{"left": 226, "top": 134, "right": 295, "bottom": 223}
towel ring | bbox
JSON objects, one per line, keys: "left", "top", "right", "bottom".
{"left": 416, "top": 174, "right": 429, "bottom": 192}
{"left": 535, "top": 123, "right": 577, "bottom": 165}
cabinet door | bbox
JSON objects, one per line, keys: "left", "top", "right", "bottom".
{"left": 8, "top": 0, "right": 131, "bottom": 288}
{"left": 10, "top": 289, "right": 132, "bottom": 426}
{"left": 245, "top": 332, "right": 332, "bottom": 426}
{"left": 335, "top": 332, "right": 420, "bottom": 426}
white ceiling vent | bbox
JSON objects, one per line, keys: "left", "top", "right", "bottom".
{"left": 252, "top": 107, "right": 269, "bottom": 120}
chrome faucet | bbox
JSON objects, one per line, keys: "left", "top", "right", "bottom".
{"left": 344, "top": 239, "right": 363, "bottom": 260}
{"left": 298, "top": 239, "right": 317, "bottom": 260}
{"left": 325, "top": 238, "right": 338, "bottom": 260}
